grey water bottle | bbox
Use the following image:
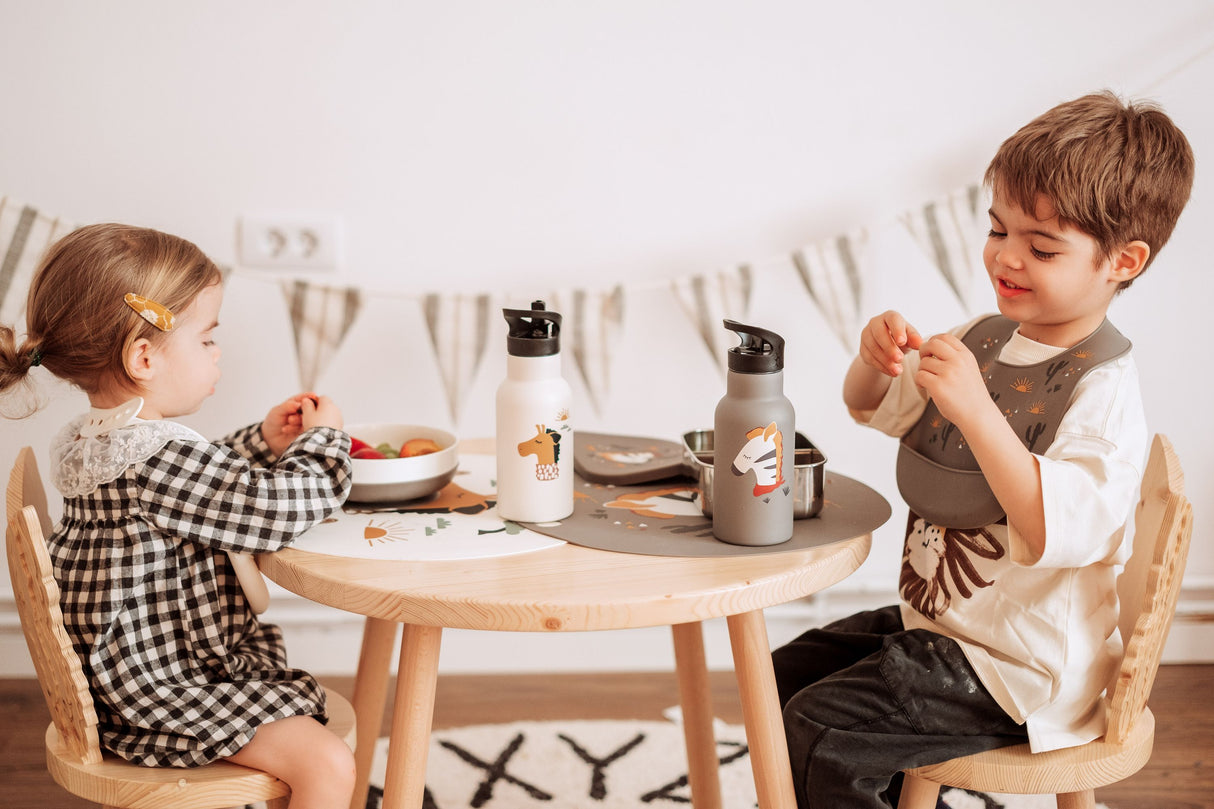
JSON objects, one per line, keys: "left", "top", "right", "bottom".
{"left": 712, "top": 320, "right": 795, "bottom": 545}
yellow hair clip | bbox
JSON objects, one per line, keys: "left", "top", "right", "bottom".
{"left": 124, "top": 293, "right": 175, "bottom": 332}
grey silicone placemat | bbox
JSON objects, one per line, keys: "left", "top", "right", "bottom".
{"left": 521, "top": 472, "right": 891, "bottom": 557}
{"left": 573, "top": 431, "right": 688, "bottom": 485}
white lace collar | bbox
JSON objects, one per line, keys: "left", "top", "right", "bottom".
{"left": 51, "top": 398, "right": 206, "bottom": 497}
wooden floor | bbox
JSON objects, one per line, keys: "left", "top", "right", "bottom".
{"left": 2, "top": 665, "right": 1210, "bottom": 809}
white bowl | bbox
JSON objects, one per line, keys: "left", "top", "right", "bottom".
{"left": 346, "top": 423, "right": 459, "bottom": 503}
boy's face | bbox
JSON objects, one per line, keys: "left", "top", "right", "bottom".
{"left": 983, "top": 193, "right": 1125, "bottom": 347}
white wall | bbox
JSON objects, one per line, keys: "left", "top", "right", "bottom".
{"left": 2, "top": 1, "right": 1213, "bottom": 673}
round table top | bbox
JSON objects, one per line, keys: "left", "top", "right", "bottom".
{"left": 260, "top": 529, "right": 872, "bottom": 633}
{"left": 260, "top": 436, "right": 880, "bottom": 632}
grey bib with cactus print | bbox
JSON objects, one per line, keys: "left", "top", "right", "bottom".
{"left": 896, "top": 315, "right": 1131, "bottom": 529}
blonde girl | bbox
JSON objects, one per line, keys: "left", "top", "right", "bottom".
{"left": 0, "top": 223, "right": 355, "bottom": 809}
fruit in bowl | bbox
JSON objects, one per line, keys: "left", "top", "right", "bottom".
{"left": 345, "top": 424, "right": 459, "bottom": 503}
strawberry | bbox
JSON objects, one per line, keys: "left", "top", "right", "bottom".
{"left": 350, "top": 437, "right": 373, "bottom": 454}
{"left": 352, "top": 446, "right": 387, "bottom": 460}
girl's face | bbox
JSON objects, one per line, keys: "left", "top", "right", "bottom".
{"left": 137, "top": 282, "right": 223, "bottom": 419}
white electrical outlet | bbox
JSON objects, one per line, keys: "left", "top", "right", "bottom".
{"left": 238, "top": 213, "right": 341, "bottom": 271}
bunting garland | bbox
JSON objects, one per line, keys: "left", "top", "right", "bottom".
{"left": 899, "top": 184, "right": 990, "bottom": 315}
{"left": 791, "top": 230, "right": 868, "bottom": 352}
{"left": 549, "top": 286, "right": 625, "bottom": 417}
{"left": 0, "top": 197, "right": 77, "bottom": 326}
{"left": 1, "top": 183, "right": 999, "bottom": 427}
{"left": 422, "top": 292, "right": 493, "bottom": 423}
{"left": 669, "top": 265, "right": 753, "bottom": 373}
{"left": 282, "top": 280, "right": 363, "bottom": 391}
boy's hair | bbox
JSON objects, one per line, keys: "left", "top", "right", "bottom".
{"left": 0, "top": 223, "right": 222, "bottom": 399}
{"left": 985, "top": 90, "right": 1194, "bottom": 288}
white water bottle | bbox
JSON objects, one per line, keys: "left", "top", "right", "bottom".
{"left": 495, "top": 300, "right": 574, "bottom": 522}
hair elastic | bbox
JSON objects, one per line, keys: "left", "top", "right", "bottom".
{"left": 124, "top": 293, "right": 175, "bottom": 332}
{"left": 29, "top": 348, "right": 42, "bottom": 367}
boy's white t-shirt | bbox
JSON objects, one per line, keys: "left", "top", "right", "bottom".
{"left": 854, "top": 322, "right": 1147, "bottom": 752}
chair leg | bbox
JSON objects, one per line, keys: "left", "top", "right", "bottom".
{"left": 898, "top": 773, "right": 942, "bottom": 809}
{"left": 1057, "top": 790, "right": 1097, "bottom": 809}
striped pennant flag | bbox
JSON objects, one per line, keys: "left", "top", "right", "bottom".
{"left": 900, "top": 183, "right": 990, "bottom": 314}
{"left": 281, "top": 280, "right": 363, "bottom": 391}
{"left": 422, "top": 291, "right": 492, "bottom": 423}
{"left": 0, "top": 197, "right": 78, "bottom": 326}
{"left": 670, "top": 265, "right": 753, "bottom": 372}
{"left": 548, "top": 285, "right": 625, "bottom": 416}
{"left": 791, "top": 230, "right": 867, "bottom": 352}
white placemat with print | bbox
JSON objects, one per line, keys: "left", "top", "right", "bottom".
{"left": 290, "top": 454, "right": 563, "bottom": 561}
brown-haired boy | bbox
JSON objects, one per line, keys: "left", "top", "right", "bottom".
{"left": 773, "top": 91, "right": 1195, "bottom": 809}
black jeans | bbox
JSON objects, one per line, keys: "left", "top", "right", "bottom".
{"left": 772, "top": 605, "right": 1028, "bottom": 809}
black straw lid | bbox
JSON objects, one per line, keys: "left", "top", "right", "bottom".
{"left": 503, "top": 300, "right": 562, "bottom": 357}
{"left": 723, "top": 319, "right": 785, "bottom": 373}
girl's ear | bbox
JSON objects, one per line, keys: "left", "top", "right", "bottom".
{"left": 1110, "top": 240, "right": 1150, "bottom": 284}
{"left": 125, "top": 337, "right": 158, "bottom": 382}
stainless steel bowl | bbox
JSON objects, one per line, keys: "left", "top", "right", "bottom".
{"left": 682, "top": 428, "right": 826, "bottom": 519}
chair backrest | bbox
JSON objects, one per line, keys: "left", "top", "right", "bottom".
{"left": 6, "top": 446, "right": 103, "bottom": 765}
{"left": 1106, "top": 434, "right": 1193, "bottom": 744}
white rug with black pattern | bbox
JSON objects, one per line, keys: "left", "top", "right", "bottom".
{"left": 363, "top": 719, "right": 1109, "bottom": 808}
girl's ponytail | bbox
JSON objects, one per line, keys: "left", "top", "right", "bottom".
{"left": 0, "top": 325, "right": 43, "bottom": 415}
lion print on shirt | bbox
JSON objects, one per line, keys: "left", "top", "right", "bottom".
{"left": 899, "top": 512, "right": 1005, "bottom": 619}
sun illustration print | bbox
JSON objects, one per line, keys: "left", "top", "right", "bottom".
{"left": 1072, "top": 348, "right": 1094, "bottom": 359}
{"left": 1027, "top": 400, "right": 1047, "bottom": 415}
{"left": 1011, "top": 377, "right": 1034, "bottom": 393}
{"left": 930, "top": 415, "right": 944, "bottom": 429}
{"left": 362, "top": 519, "right": 411, "bottom": 545}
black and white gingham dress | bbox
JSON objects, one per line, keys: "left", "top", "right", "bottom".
{"left": 47, "top": 419, "right": 351, "bottom": 767}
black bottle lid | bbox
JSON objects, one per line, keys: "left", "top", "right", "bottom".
{"left": 503, "top": 300, "right": 562, "bottom": 357}
{"left": 723, "top": 319, "right": 785, "bottom": 373}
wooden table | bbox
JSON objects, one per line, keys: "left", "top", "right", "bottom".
{"left": 260, "top": 454, "right": 879, "bottom": 809}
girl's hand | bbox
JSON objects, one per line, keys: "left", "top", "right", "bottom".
{"left": 301, "top": 394, "right": 343, "bottom": 433}
{"left": 858, "top": 310, "right": 923, "bottom": 377}
{"left": 261, "top": 394, "right": 312, "bottom": 456}
{"left": 914, "top": 334, "right": 993, "bottom": 427}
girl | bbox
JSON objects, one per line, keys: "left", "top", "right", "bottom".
{"left": 0, "top": 223, "right": 355, "bottom": 809}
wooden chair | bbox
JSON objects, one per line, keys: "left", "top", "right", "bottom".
{"left": 900, "top": 433, "right": 1193, "bottom": 809}
{"left": 6, "top": 446, "right": 357, "bottom": 809}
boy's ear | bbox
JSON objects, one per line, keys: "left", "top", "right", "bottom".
{"left": 124, "top": 337, "right": 158, "bottom": 382}
{"left": 1109, "top": 240, "right": 1150, "bottom": 284}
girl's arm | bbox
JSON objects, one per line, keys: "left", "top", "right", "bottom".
{"left": 135, "top": 429, "right": 352, "bottom": 554}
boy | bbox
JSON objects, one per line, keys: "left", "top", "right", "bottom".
{"left": 772, "top": 91, "right": 1194, "bottom": 809}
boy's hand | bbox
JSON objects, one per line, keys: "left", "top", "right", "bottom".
{"left": 858, "top": 310, "right": 923, "bottom": 377}
{"left": 914, "top": 334, "right": 991, "bottom": 426}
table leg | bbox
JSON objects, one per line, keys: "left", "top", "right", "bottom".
{"left": 381, "top": 623, "right": 443, "bottom": 809}
{"left": 671, "top": 621, "right": 723, "bottom": 809}
{"left": 726, "top": 609, "right": 797, "bottom": 809}
{"left": 349, "top": 616, "right": 399, "bottom": 809}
